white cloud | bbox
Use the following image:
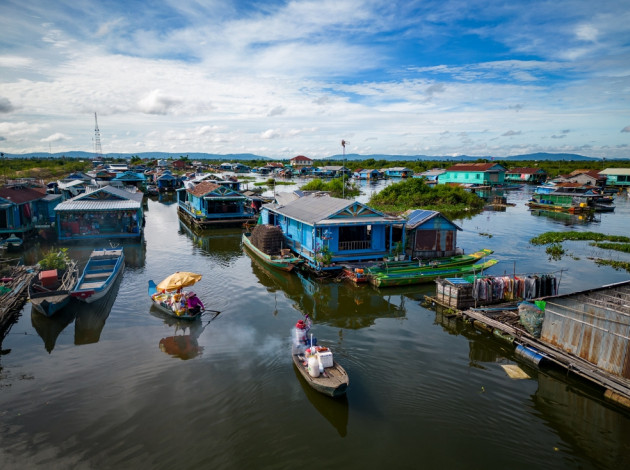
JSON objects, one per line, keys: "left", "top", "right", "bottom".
{"left": 41, "top": 132, "right": 70, "bottom": 143}
{"left": 137, "top": 89, "right": 182, "bottom": 115}
{"left": 575, "top": 24, "right": 598, "bottom": 42}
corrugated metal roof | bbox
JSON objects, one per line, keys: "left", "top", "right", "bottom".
{"left": 271, "top": 194, "right": 350, "bottom": 224}
{"left": 405, "top": 209, "right": 462, "bottom": 230}
{"left": 54, "top": 200, "right": 141, "bottom": 211}
{"left": 55, "top": 185, "right": 143, "bottom": 212}
{"left": 268, "top": 194, "right": 401, "bottom": 226}
{"left": 600, "top": 168, "right": 630, "bottom": 176}
{"left": 541, "top": 280, "right": 630, "bottom": 381}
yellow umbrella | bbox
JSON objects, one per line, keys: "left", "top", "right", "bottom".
{"left": 156, "top": 272, "right": 202, "bottom": 291}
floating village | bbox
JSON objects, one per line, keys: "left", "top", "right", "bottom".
{"left": 1, "top": 155, "right": 630, "bottom": 405}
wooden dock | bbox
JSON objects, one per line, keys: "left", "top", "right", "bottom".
{"left": 425, "top": 293, "right": 630, "bottom": 409}
{"left": 0, "top": 265, "right": 38, "bottom": 337}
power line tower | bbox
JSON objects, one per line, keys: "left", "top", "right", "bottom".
{"left": 93, "top": 112, "right": 103, "bottom": 159}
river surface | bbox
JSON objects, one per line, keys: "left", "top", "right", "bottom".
{"left": 1, "top": 180, "right": 629, "bottom": 470}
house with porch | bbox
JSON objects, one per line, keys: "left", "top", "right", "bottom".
{"left": 0, "top": 182, "right": 49, "bottom": 238}
{"left": 260, "top": 192, "right": 406, "bottom": 271}
{"left": 438, "top": 163, "right": 507, "bottom": 186}
{"left": 599, "top": 168, "right": 630, "bottom": 188}
{"left": 176, "top": 180, "right": 255, "bottom": 228}
{"left": 404, "top": 210, "right": 462, "bottom": 259}
{"left": 505, "top": 167, "right": 547, "bottom": 184}
{"left": 54, "top": 186, "right": 144, "bottom": 241}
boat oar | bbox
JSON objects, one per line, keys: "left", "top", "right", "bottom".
{"left": 202, "top": 310, "right": 221, "bottom": 325}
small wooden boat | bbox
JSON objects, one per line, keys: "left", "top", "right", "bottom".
{"left": 242, "top": 231, "right": 303, "bottom": 272}
{"left": 369, "top": 259, "right": 498, "bottom": 288}
{"left": 71, "top": 248, "right": 125, "bottom": 303}
{"left": 368, "top": 248, "right": 494, "bottom": 275}
{"left": 148, "top": 279, "right": 205, "bottom": 320}
{"left": 291, "top": 319, "right": 349, "bottom": 397}
{"left": 28, "top": 260, "right": 79, "bottom": 316}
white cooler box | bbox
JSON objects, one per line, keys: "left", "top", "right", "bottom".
{"left": 317, "top": 351, "right": 333, "bottom": 368}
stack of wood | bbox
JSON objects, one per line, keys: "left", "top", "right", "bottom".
{"left": 250, "top": 224, "right": 285, "bottom": 255}
{"left": 0, "top": 265, "right": 38, "bottom": 335}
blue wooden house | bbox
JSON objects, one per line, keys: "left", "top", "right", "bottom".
{"left": 176, "top": 180, "right": 255, "bottom": 228}
{"left": 438, "top": 163, "right": 507, "bottom": 186}
{"left": 354, "top": 169, "right": 381, "bottom": 180}
{"left": 0, "top": 183, "right": 49, "bottom": 238}
{"left": 404, "top": 210, "right": 462, "bottom": 259}
{"left": 599, "top": 168, "right": 630, "bottom": 188}
{"left": 384, "top": 167, "right": 414, "bottom": 178}
{"left": 260, "top": 193, "right": 406, "bottom": 270}
{"left": 155, "top": 170, "right": 180, "bottom": 192}
{"left": 54, "top": 186, "right": 144, "bottom": 241}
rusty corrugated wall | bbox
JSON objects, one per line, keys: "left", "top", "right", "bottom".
{"left": 540, "top": 282, "right": 630, "bottom": 380}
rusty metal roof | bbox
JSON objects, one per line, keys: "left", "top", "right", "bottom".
{"left": 541, "top": 280, "right": 630, "bottom": 382}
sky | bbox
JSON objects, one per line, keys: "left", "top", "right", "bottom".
{"left": 0, "top": 0, "right": 629, "bottom": 159}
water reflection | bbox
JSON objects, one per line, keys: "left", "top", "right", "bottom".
{"left": 533, "top": 372, "right": 630, "bottom": 468}
{"left": 293, "top": 365, "right": 349, "bottom": 437}
{"left": 74, "top": 273, "right": 123, "bottom": 345}
{"left": 30, "top": 307, "right": 76, "bottom": 353}
{"left": 151, "top": 307, "right": 208, "bottom": 360}
{"left": 247, "top": 255, "right": 405, "bottom": 329}
{"left": 530, "top": 209, "right": 600, "bottom": 226}
{"left": 178, "top": 220, "right": 243, "bottom": 258}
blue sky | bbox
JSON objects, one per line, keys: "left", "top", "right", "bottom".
{"left": 1, "top": 0, "right": 629, "bottom": 158}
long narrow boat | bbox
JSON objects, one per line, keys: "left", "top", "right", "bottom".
{"left": 242, "top": 232, "right": 303, "bottom": 272}
{"left": 369, "top": 259, "right": 498, "bottom": 288}
{"left": 71, "top": 248, "right": 125, "bottom": 303}
{"left": 368, "top": 249, "right": 493, "bottom": 275}
{"left": 291, "top": 319, "right": 349, "bottom": 397}
{"left": 29, "top": 260, "right": 79, "bottom": 316}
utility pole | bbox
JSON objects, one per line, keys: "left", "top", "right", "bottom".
{"left": 341, "top": 139, "right": 348, "bottom": 198}
{"left": 94, "top": 112, "right": 103, "bottom": 160}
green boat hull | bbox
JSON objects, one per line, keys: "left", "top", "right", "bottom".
{"left": 368, "top": 249, "right": 493, "bottom": 275}
{"left": 370, "top": 259, "right": 498, "bottom": 288}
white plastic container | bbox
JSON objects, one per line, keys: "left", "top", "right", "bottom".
{"left": 307, "top": 355, "right": 320, "bottom": 377}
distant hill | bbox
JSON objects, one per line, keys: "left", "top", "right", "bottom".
{"left": 3, "top": 151, "right": 616, "bottom": 162}
{"left": 324, "top": 152, "right": 604, "bottom": 162}
{"left": 3, "top": 151, "right": 271, "bottom": 161}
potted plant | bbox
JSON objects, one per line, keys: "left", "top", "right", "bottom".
{"left": 393, "top": 241, "right": 405, "bottom": 261}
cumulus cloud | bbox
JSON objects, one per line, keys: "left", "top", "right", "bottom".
{"left": 261, "top": 129, "right": 280, "bottom": 139}
{"left": 502, "top": 130, "right": 522, "bottom": 137}
{"left": 622, "top": 126, "right": 630, "bottom": 133}
{"left": 0, "top": 97, "right": 14, "bottom": 113}
{"left": 41, "top": 133, "right": 70, "bottom": 143}
{"left": 137, "top": 90, "right": 182, "bottom": 115}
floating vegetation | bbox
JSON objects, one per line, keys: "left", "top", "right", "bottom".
{"left": 530, "top": 231, "right": 630, "bottom": 246}
{"left": 592, "top": 259, "right": 630, "bottom": 273}
{"left": 545, "top": 243, "right": 565, "bottom": 261}
{"left": 589, "top": 242, "right": 630, "bottom": 253}
{"left": 479, "top": 232, "right": 493, "bottom": 238}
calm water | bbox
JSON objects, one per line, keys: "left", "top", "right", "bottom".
{"left": 1, "top": 182, "right": 630, "bottom": 470}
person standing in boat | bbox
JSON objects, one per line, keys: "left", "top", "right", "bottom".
{"left": 186, "top": 292, "right": 205, "bottom": 314}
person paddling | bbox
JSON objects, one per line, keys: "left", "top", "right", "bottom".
{"left": 186, "top": 292, "right": 205, "bottom": 314}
